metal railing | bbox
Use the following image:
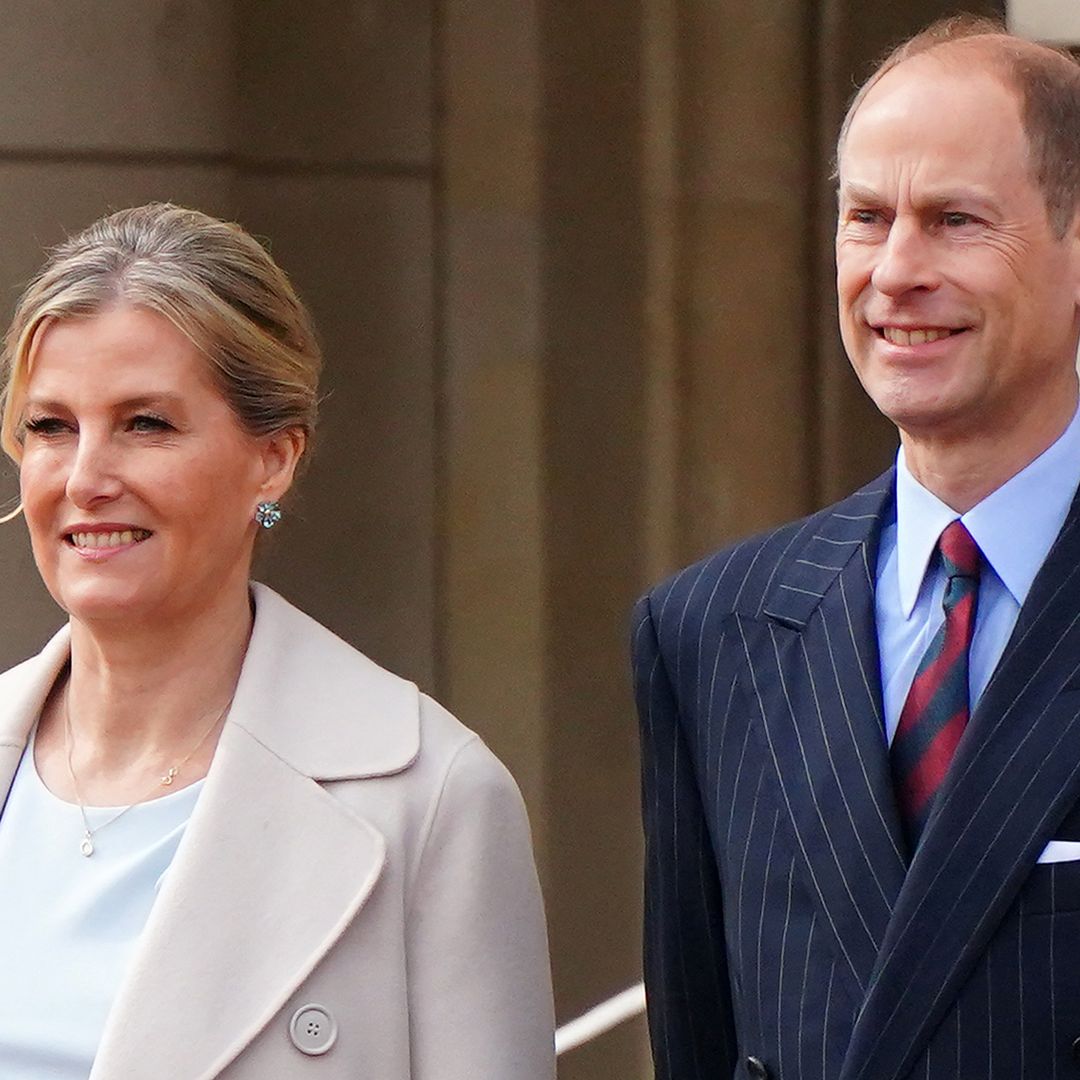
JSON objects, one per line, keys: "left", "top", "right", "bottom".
{"left": 555, "top": 982, "right": 646, "bottom": 1056}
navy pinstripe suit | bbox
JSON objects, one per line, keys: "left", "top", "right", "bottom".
{"left": 634, "top": 468, "right": 1080, "bottom": 1080}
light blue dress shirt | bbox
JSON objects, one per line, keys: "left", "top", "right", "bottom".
{"left": 876, "top": 402, "right": 1080, "bottom": 745}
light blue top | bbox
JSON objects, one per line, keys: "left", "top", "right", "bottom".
{"left": 876, "top": 402, "right": 1080, "bottom": 744}
{"left": 0, "top": 736, "right": 202, "bottom": 1079}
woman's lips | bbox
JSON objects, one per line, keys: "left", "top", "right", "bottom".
{"left": 66, "top": 528, "right": 152, "bottom": 551}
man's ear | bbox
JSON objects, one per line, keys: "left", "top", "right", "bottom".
{"left": 257, "top": 427, "right": 306, "bottom": 504}
{"left": 1066, "top": 212, "right": 1080, "bottom": 309}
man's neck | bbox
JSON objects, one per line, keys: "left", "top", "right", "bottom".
{"left": 900, "top": 394, "right": 1079, "bottom": 513}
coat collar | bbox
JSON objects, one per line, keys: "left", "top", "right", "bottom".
{"left": 0, "top": 624, "right": 71, "bottom": 809}
{"left": 0, "top": 582, "right": 420, "bottom": 787}
{"left": 761, "top": 470, "right": 895, "bottom": 631}
{"left": 225, "top": 583, "right": 419, "bottom": 780}
{"left": 92, "top": 717, "right": 388, "bottom": 1078}
{"left": 0, "top": 584, "right": 420, "bottom": 1079}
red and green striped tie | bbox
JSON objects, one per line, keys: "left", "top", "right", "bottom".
{"left": 891, "top": 520, "right": 982, "bottom": 848}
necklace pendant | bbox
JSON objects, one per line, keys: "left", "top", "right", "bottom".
{"left": 80, "top": 833, "right": 94, "bottom": 857}
{"left": 161, "top": 766, "right": 178, "bottom": 787}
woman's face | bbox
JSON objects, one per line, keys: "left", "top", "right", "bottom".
{"left": 18, "top": 304, "right": 290, "bottom": 628}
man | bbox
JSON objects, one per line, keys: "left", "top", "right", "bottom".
{"left": 634, "top": 17, "right": 1080, "bottom": 1080}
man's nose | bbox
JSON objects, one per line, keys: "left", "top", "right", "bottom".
{"left": 870, "top": 218, "right": 940, "bottom": 297}
{"left": 65, "top": 432, "right": 123, "bottom": 508}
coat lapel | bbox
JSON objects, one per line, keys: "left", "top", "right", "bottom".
{"left": 842, "top": 495, "right": 1080, "bottom": 1080}
{"left": 85, "top": 585, "right": 421, "bottom": 1079}
{"left": 754, "top": 471, "right": 907, "bottom": 1002}
{"left": 90, "top": 719, "right": 387, "bottom": 1080}
{"left": 0, "top": 624, "right": 71, "bottom": 810}
{"left": 0, "top": 589, "right": 420, "bottom": 1079}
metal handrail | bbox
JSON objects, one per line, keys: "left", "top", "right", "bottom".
{"left": 554, "top": 982, "right": 646, "bottom": 1056}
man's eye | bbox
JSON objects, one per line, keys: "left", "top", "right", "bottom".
{"left": 942, "top": 211, "right": 973, "bottom": 227}
{"left": 850, "top": 209, "right": 880, "bottom": 224}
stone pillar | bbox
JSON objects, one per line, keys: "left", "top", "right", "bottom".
{"left": 438, "top": 1, "right": 652, "bottom": 1074}
{"left": 438, "top": 0, "right": 549, "bottom": 843}
{"left": 538, "top": 1, "right": 653, "bottom": 1073}
{"left": 1009, "top": 0, "right": 1080, "bottom": 42}
{"left": 237, "top": 0, "right": 440, "bottom": 688}
{"left": 0, "top": 0, "right": 236, "bottom": 670}
{"left": 675, "top": 1, "right": 820, "bottom": 559}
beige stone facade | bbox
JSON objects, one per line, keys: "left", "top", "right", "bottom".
{"left": 0, "top": 3, "right": 1009, "bottom": 1076}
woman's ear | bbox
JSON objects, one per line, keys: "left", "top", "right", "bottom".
{"left": 257, "top": 428, "right": 306, "bottom": 503}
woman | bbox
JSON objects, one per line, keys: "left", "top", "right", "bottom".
{"left": 0, "top": 203, "right": 555, "bottom": 1079}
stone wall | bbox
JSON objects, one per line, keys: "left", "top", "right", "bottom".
{"left": 0, "top": 3, "right": 1008, "bottom": 1076}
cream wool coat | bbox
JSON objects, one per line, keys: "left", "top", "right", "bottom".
{"left": 0, "top": 584, "right": 556, "bottom": 1079}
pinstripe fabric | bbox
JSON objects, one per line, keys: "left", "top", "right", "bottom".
{"left": 634, "top": 469, "right": 1080, "bottom": 1080}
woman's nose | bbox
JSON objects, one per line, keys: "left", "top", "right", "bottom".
{"left": 65, "top": 433, "right": 123, "bottom": 508}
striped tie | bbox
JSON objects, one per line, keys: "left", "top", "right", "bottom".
{"left": 891, "top": 520, "right": 982, "bottom": 848}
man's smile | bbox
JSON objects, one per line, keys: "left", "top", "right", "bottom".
{"left": 877, "top": 326, "right": 967, "bottom": 345}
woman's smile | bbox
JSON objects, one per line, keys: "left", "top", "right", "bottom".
{"left": 64, "top": 526, "right": 153, "bottom": 559}
{"left": 18, "top": 305, "right": 272, "bottom": 626}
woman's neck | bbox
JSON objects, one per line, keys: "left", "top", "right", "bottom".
{"left": 67, "top": 589, "right": 252, "bottom": 749}
{"left": 35, "top": 585, "right": 254, "bottom": 804}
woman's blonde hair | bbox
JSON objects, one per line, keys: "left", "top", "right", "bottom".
{"left": 0, "top": 202, "right": 322, "bottom": 464}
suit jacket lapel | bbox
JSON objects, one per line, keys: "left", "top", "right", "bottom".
{"left": 754, "top": 470, "right": 907, "bottom": 1002}
{"left": 842, "top": 495, "right": 1080, "bottom": 1080}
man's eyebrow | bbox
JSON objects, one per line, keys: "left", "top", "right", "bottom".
{"left": 837, "top": 181, "right": 882, "bottom": 205}
{"left": 837, "top": 181, "right": 1000, "bottom": 214}
{"left": 918, "top": 190, "right": 1000, "bottom": 215}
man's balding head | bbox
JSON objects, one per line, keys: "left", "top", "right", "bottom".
{"left": 838, "top": 16, "right": 1080, "bottom": 237}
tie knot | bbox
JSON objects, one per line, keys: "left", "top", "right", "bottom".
{"left": 939, "top": 520, "right": 981, "bottom": 579}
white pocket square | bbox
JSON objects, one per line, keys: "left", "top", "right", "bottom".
{"left": 1037, "top": 840, "right": 1080, "bottom": 864}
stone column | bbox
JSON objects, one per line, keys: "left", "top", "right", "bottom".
{"left": 675, "top": 1, "right": 819, "bottom": 559}
{"left": 438, "top": 1, "right": 653, "bottom": 1074}
{"left": 237, "top": 0, "right": 440, "bottom": 689}
{"left": 0, "top": 0, "right": 236, "bottom": 669}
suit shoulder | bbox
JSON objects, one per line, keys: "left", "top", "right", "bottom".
{"left": 640, "top": 509, "right": 829, "bottom": 629}
{"left": 638, "top": 470, "right": 894, "bottom": 637}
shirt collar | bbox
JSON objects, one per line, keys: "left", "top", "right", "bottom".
{"left": 895, "top": 401, "right": 1080, "bottom": 617}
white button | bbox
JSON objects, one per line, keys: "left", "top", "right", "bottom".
{"left": 289, "top": 1004, "right": 338, "bottom": 1056}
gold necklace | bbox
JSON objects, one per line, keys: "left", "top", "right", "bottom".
{"left": 63, "top": 691, "right": 231, "bottom": 857}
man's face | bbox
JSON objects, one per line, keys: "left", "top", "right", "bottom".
{"left": 836, "top": 59, "right": 1080, "bottom": 447}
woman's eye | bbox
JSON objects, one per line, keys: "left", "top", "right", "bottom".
{"left": 22, "top": 416, "right": 70, "bottom": 437}
{"left": 129, "top": 414, "right": 173, "bottom": 433}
